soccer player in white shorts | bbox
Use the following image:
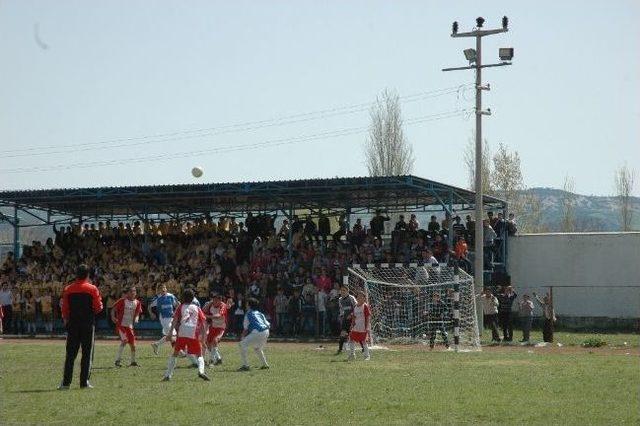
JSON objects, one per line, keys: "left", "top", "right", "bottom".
{"left": 237, "top": 297, "right": 270, "bottom": 371}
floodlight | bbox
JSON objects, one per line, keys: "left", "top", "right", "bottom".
{"left": 452, "top": 21, "right": 458, "bottom": 35}
{"left": 502, "top": 16, "right": 509, "bottom": 29}
{"left": 476, "top": 17, "right": 485, "bottom": 28}
{"left": 464, "top": 48, "right": 477, "bottom": 62}
{"left": 499, "top": 47, "right": 514, "bottom": 61}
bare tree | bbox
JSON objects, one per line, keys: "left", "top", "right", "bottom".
{"left": 519, "top": 190, "right": 546, "bottom": 233}
{"left": 463, "top": 137, "right": 493, "bottom": 194}
{"left": 561, "top": 175, "right": 576, "bottom": 232}
{"left": 614, "top": 164, "right": 636, "bottom": 231}
{"left": 491, "top": 143, "right": 523, "bottom": 207}
{"left": 364, "top": 89, "right": 414, "bottom": 176}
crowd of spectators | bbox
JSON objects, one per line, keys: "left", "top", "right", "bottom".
{"left": 0, "top": 210, "right": 516, "bottom": 337}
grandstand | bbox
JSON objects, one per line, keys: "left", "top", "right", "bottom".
{"left": 0, "top": 175, "right": 507, "bottom": 336}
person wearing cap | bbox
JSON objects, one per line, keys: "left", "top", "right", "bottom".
{"left": 58, "top": 264, "right": 103, "bottom": 390}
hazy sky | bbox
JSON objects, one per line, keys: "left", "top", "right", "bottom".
{"left": 0, "top": 1, "right": 638, "bottom": 195}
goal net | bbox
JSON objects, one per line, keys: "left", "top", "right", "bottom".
{"left": 346, "top": 263, "right": 481, "bottom": 351}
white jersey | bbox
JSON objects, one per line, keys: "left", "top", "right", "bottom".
{"left": 174, "top": 303, "right": 205, "bottom": 339}
{"left": 351, "top": 303, "right": 371, "bottom": 333}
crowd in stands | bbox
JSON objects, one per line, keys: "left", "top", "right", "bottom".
{"left": 0, "top": 210, "right": 517, "bottom": 337}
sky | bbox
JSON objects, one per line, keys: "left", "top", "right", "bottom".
{"left": 0, "top": 0, "right": 638, "bottom": 196}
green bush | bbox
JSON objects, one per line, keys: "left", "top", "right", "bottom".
{"left": 582, "top": 337, "right": 608, "bottom": 348}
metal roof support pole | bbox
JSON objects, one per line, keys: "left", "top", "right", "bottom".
{"left": 13, "top": 206, "right": 20, "bottom": 259}
{"left": 448, "top": 190, "right": 454, "bottom": 249}
{"left": 287, "top": 205, "right": 294, "bottom": 260}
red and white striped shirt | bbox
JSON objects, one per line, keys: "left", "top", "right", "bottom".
{"left": 351, "top": 303, "right": 371, "bottom": 333}
{"left": 112, "top": 298, "right": 142, "bottom": 328}
{"left": 204, "top": 301, "right": 228, "bottom": 329}
{"left": 173, "top": 303, "right": 206, "bottom": 339}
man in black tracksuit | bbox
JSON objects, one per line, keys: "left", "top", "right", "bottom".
{"left": 496, "top": 285, "right": 517, "bottom": 342}
{"left": 59, "top": 264, "right": 103, "bottom": 389}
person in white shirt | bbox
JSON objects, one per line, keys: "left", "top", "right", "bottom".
{"left": 477, "top": 287, "right": 500, "bottom": 343}
{"left": 518, "top": 294, "right": 535, "bottom": 342}
{"left": 315, "top": 288, "right": 328, "bottom": 336}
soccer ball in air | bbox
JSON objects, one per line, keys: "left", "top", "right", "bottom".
{"left": 191, "top": 166, "right": 204, "bottom": 178}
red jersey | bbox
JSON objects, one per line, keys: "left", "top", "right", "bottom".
{"left": 112, "top": 298, "right": 142, "bottom": 328}
{"left": 350, "top": 303, "right": 371, "bottom": 333}
{"left": 204, "top": 301, "right": 228, "bottom": 329}
{"left": 173, "top": 303, "right": 207, "bottom": 339}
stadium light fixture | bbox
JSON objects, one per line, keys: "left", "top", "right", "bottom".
{"left": 452, "top": 21, "right": 458, "bottom": 35}
{"left": 502, "top": 16, "right": 509, "bottom": 29}
{"left": 476, "top": 17, "right": 485, "bottom": 28}
{"left": 463, "top": 48, "right": 477, "bottom": 62}
{"left": 499, "top": 47, "right": 514, "bottom": 61}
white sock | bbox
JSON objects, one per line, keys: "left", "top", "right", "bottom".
{"left": 197, "top": 356, "right": 205, "bottom": 375}
{"left": 165, "top": 356, "right": 177, "bottom": 378}
{"left": 116, "top": 344, "right": 125, "bottom": 361}
{"left": 214, "top": 347, "right": 221, "bottom": 361}
{"left": 363, "top": 343, "right": 370, "bottom": 358}
{"left": 131, "top": 350, "right": 136, "bottom": 363}
{"left": 254, "top": 347, "right": 268, "bottom": 367}
{"left": 348, "top": 341, "right": 355, "bottom": 357}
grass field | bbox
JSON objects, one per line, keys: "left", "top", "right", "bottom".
{"left": 1, "top": 334, "right": 639, "bottom": 425}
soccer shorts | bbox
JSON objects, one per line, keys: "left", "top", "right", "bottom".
{"left": 175, "top": 337, "right": 202, "bottom": 356}
{"left": 349, "top": 331, "right": 367, "bottom": 344}
{"left": 117, "top": 325, "right": 136, "bottom": 344}
{"left": 160, "top": 317, "right": 176, "bottom": 336}
{"left": 206, "top": 327, "right": 225, "bottom": 345}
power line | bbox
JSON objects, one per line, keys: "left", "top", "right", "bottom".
{"left": 0, "top": 109, "right": 469, "bottom": 174}
{"left": 0, "top": 84, "right": 471, "bottom": 157}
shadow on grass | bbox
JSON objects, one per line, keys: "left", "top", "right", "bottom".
{"left": 10, "top": 389, "right": 59, "bottom": 394}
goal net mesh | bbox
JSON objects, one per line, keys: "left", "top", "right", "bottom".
{"left": 346, "top": 264, "right": 480, "bottom": 351}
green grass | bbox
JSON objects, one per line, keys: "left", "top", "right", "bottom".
{"left": 1, "top": 338, "right": 638, "bottom": 425}
{"left": 478, "top": 329, "right": 640, "bottom": 347}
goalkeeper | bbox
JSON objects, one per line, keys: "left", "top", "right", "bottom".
{"left": 336, "top": 286, "right": 357, "bottom": 355}
{"left": 425, "top": 293, "right": 450, "bottom": 350}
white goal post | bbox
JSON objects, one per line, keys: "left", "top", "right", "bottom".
{"left": 345, "top": 263, "right": 481, "bottom": 351}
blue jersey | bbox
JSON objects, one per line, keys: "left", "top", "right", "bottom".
{"left": 150, "top": 293, "right": 178, "bottom": 319}
{"left": 243, "top": 309, "right": 271, "bottom": 333}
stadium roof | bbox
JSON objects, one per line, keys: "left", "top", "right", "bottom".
{"left": 0, "top": 175, "right": 506, "bottom": 223}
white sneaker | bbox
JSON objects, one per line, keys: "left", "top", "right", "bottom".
{"left": 364, "top": 356, "right": 371, "bottom": 361}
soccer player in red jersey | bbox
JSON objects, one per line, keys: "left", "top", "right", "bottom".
{"left": 348, "top": 291, "right": 371, "bottom": 361}
{"left": 203, "top": 292, "right": 227, "bottom": 366}
{"left": 162, "top": 289, "right": 210, "bottom": 381}
{"left": 111, "top": 286, "right": 143, "bottom": 367}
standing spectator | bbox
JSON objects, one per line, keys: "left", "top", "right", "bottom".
{"left": 453, "top": 237, "right": 471, "bottom": 272}
{"left": 326, "top": 283, "right": 340, "bottom": 335}
{"left": 318, "top": 212, "right": 331, "bottom": 243}
{"left": 11, "top": 289, "right": 23, "bottom": 335}
{"left": 273, "top": 288, "right": 289, "bottom": 335}
{"left": 232, "top": 293, "right": 246, "bottom": 336}
{"left": 303, "top": 216, "right": 317, "bottom": 243}
{"left": 427, "top": 215, "right": 440, "bottom": 236}
{"left": 23, "top": 290, "right": 37, "bottom": 335}
{"left": 288, "top": 289, "right": 303, "bottom": 336}
{"left": 394, "top": 215, "right": 407, "bottom": 231}
{"left": 465, "top": 215, "right": 475, "bottom": 246}
{"left": 477, "top": 287, "right": 500, "bottom": 343}
{"left": 0, "top": 283, "right": 13, "bottom": 334}
{"left": 441, "top": 212, "right": 452, "bottom": 236}
{"left": 518, "top": 294, "right": 534, "bottom": 343}
{"left": 408, "top": 214, "right": 420, "bottom": 233}
{"left": 369, "top": 210, "right": 390, "bottom": 239}
{"left": 58, "top": 264, "right": 103, "bottom": 390}
{"left": 506, "top": 213, "right": 518, "bottom": 236}
{"left": 452, "top": 216, "right": 466, "bottom": 239}
{"left": 497, "top": 285, "right": 517, "bottom": 342}
{"left": 316, "top": 287, "right": 328, "bottom": 336}
{"left": 39, "top": 288, "right": 54, "bottom": 335}
{"left": 533, "top": 292, "right": 556, "bottom": 343}
{"left": 483, "top": 220, "right": 497, "bottom": 268}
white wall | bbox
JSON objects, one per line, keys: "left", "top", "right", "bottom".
{"left": 507, "top": 232, "right": 640, "bottom": 318}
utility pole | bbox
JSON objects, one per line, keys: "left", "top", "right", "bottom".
{"left": 443, "top": 16, "right": 513, "bottom": 290}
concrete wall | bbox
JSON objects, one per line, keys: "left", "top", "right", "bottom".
{"left": 507, "top": 232, "right": 640, "bottom": 320}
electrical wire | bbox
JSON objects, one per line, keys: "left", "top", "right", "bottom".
{"left": 0, "top": 109, "right": 469, "bottom": 174}
{"left": 0, "top": 84, "right": 471, "bottom": 157}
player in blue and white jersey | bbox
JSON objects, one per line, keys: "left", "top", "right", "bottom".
{"left": 149, "top": 284, "right": 179, "bottom": 355}
{"left": 237, "top": 298, "right": 271, "bottom": 371}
